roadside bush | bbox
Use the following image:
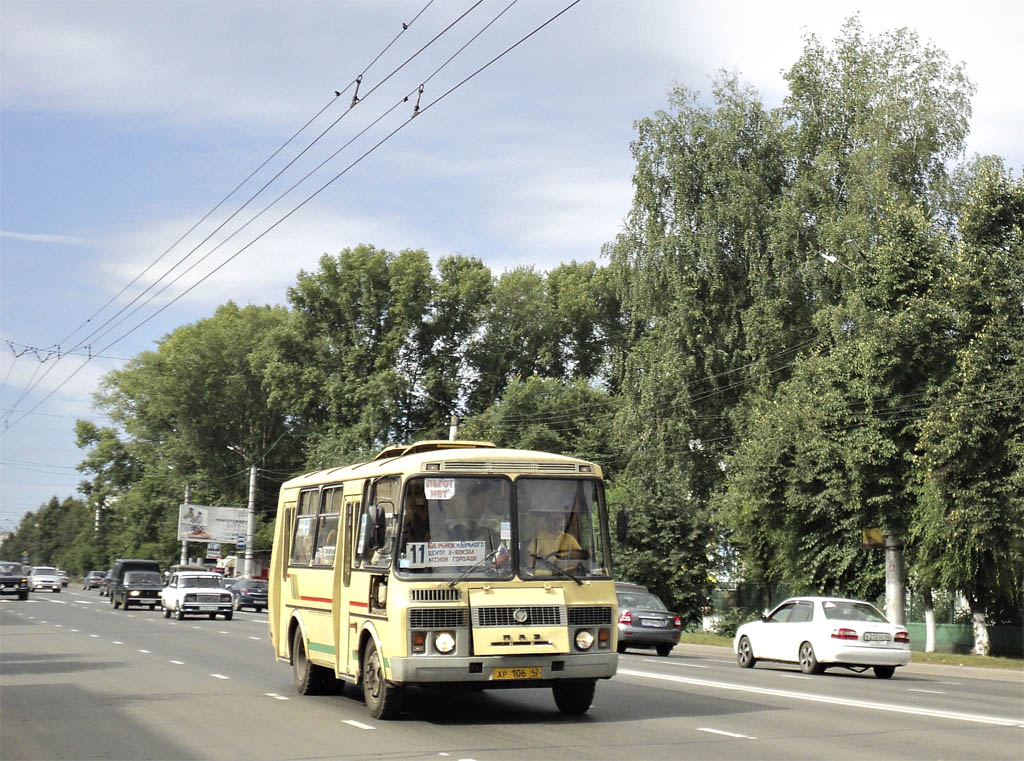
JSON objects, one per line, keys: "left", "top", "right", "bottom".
{"left": 710, "top": 607, "right": 760, "bottom": 638}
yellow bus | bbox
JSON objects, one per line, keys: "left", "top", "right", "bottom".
{"left": 268, "top": 440, "right": 618, "bottom": 719}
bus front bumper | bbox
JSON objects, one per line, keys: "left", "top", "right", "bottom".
{"left": 388, "top": 652, "right": 618, "bottom": 685}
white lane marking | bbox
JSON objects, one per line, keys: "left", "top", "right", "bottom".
{"left": 70, "top": 629, "right": 79, "bottom": 632}
{"left": 192, "top": 626, "right": 201, "bottom": 630}
{"left": 781, "top": 674, "right": 812, "bottom": 680}
{"left": 138, "top": 649, "right": 151, "bottom": 654}
{"left": 617, "top": 668, "right": 1024, "bottom": 727}
{"left": 249, "top": 636, "right": 261, "bottom": 641}
{"left": 112, "top": 641, "right": 124, "bottom": 645}
{"left": 908, "top": 688, "right": 947, "bottom": 695}
{"left": 698, "top": 727, "right": 756, "bottom": 739}
{"left": 45, "top": 600, "right": 67, "bottom": 605}
{"left": 211, "top": 673, "right": 230, "bottom": 680}
{"left": 170, "top": 660, "right": 185, "bottom": 665}
{"left": 55, "top": 624, "right": 63, "bottom": 628}
{"left": 265, "top": 693, "right": 290, "bottom": 701}
{"left": 936, "top": 681, "right": 962, "bottom": 686}
{"left": 74, "top": 600, "right": 93, "bottom": 604}
{"left": 643, "top": 658, "right": 708, "bottom": 669}
{"left": 342, "top": 719, "right": 375, "bottom": 730}
{"left": 218, "top": 630, "right": 229, "bottom": 634}
{"left": 89, "top": 634, "right": 99, "bottom": 638}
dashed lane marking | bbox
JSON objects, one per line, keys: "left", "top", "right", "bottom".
{"left": 698, "top": 727, "right": 756, "bottom": 739}
{"left": 342, "top": 720, "right": 375, "bottom": 730}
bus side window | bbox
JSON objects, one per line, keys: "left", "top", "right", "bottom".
{"left": 289, "top": 489, "right": 318, "bottom": 567}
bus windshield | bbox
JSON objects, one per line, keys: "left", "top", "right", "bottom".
{"left": 395, "top": 475, "right": 609, "bottom": 581}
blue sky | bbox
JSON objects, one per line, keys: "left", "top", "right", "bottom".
{"left": 2, "top": 0, "right": 1021, "bottom": 531}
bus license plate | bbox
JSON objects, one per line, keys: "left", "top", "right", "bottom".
{"left": 492, "top": 667, "right": 542, "bottom": 680}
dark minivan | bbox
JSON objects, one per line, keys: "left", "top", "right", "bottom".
{"left": 109, "top": 559, "right": 162, "bottom": 610}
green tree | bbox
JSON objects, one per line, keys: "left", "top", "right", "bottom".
{"left": 85, "top": 302, "right": 299, "bottom": 563}
{"left": 910, "top": 160, "right": 1024, "bottom": 651}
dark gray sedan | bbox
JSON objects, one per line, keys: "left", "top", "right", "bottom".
{"left": 229, "top": 578, "right": 268, "bottom": 612}
{"left": 616, "top": 583, "right": 681, "bottom": 656}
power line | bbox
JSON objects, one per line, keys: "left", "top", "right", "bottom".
{"left": 2, "top": 2, "right": 581, "bottom": 436}
{"left": 3, "top": 1, "right": 444, "bottom": 424}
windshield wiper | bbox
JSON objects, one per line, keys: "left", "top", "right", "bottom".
{"left": 448, "top": 547, "right": 502, "bottom": 588}
{"left": 529, "top": 553, "right": 583, "bottom": 586}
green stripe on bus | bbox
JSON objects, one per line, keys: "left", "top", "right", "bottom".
{"left": 309, "top": 641, "right": 336, "bottom": 655}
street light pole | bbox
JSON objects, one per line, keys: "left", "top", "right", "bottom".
{"left": 180, "top": 483, "right": 190, "bottom": 565}
{"left": 244, "top": 464, "right": 256, "bottom": 578}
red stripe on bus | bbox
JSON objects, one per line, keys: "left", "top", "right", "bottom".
{"left": 299, "top": 596, "right": 332, "bottom": 604}
{"left": 349, "top": 600, "right": 369, "bottom": 608}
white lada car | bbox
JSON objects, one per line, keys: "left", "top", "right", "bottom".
{"left": 160, "top": 570, "right": 233, "bottom": 621}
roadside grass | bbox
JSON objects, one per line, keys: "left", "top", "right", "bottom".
{"left": 678, "top": 631, "right": 1023, "bottom": 670}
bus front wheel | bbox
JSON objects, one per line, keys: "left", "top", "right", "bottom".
{"left": 552, "top": 679, "right": 596, "bottom": 715}
{"left": 292, "top": 627, "right": 332, "bottom": 695}
{"left": 361, "top": 639, "right": 403, "bottom": 719}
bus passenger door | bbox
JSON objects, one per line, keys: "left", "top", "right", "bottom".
{"left": 337, "top": 498, "right": 358, "bottom": 676}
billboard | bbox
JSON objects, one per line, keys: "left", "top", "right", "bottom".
{"left": 177, "top": 504, "right": 247, "bottom": 543}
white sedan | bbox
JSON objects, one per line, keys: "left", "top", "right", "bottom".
{"left": 733, "top": 597, "right": 911, "bottom": 678}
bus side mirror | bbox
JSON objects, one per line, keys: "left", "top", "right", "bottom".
{"left": 616, "top": 509, "right": 628, "bottom": 544}
{"left": 357, "top": 512, "right": 377, "bottom": 558}
{"left": 373, "top": 501, "right": 393, "bottom": 546}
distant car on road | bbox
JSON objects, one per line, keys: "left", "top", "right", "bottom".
{"left": 615, "top": 582, "right": 681, "bottom": 656}
{"left": 228, "top": 578, "right": 268, "bottom": 612}
{"left": 83, "top": 570, "right": 106, "bottom": 590}
{"left": 108, "top": 559, "right": 161, "bottom": 609}
{"left": 58, "top": 570, "right": 69, "bottom": 587}
{"left": 29, "top": 566, "right": 62, "bottom": 593}
{"left": 0, "top": 561, "right": 30, "bottom": 600}
{"left": 161, "top": 571, "right": 233, "bottom": 620}
{"left": 98, "top": 569, "right": 114, "bottom": 596}
{"left": 733, "top": 596, "right": 911, "bottom": 679}
{"left": 114, "top": 570, "right": 164, "bottom": 610}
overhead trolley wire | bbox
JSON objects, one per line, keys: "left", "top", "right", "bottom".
{"left": 0, "top": 1, "right": 584, "bottom": 436}
{"left": 1, "top": 0, "right": 445, "bottom": 427}
{"left": 59, "top": 0, "right": 451, "bottom": 360}
{"left": 81, "top": 1, "right": 495, "bottom": 352}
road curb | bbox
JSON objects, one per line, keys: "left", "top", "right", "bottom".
{"left": 670, "top": 642, "right": 1024, "bottom": 683}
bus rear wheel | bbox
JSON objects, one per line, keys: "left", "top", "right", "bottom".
{"left": 552, "top": 679, "right": 596, "bottom": 715}
{"left": 361, "top": 639, "right": 403, "bottom": 719}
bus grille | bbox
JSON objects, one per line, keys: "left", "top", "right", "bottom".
{"left": 474, "top": 605, "right": 563, "bottom": 627}
{"left": 567, "top": 606, "right": 613, "bottom": 625}
{"left": 410, "top": 588, "right": 461, "bottom": 602}
{"left": 409, "top": 608, "right": 468, "bottom": 628}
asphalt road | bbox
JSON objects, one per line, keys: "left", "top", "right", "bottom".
{"left": 2, "top": 590, "right": 1022, "bottom": 760}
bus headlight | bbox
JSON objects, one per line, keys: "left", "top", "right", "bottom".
{"left": 434, "top": 631, "right": 456, "bottom": 654}
{"left": 575, "top": 629, "right": 595, "bottom": 651}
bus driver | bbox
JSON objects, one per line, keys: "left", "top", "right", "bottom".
{"left": 525, "top": 509, "right": 583, "bottom": 574}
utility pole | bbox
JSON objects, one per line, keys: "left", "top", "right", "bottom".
{"left": 180, "top": 483, "right": 190, "bottom": 565}
{"left": 885, "top": 533, "right": 906, "bottom": 625}
{"left": 448, "top": 414, "right": 459, "bottom": 441}
{"left": 244, "top": 465, "right": 256, "bottom": 578}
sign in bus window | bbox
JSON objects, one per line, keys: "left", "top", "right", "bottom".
{"left": 401, "top": 540, "right": 486, "bottom": 568}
